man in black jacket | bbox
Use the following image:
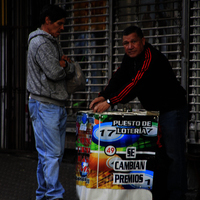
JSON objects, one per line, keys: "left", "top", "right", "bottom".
{"left": 89, "top": 25, "right": 187, "bottom": 200}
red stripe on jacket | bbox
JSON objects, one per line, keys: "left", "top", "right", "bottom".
{"left": 111, "top": 48, "right": 152, "bottom": 104}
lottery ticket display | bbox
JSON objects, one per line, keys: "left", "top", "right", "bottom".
{"left": 76, "top": 110, "right": 159, "bottom": 200}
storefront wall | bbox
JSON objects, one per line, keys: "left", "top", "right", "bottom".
{"left": 0, "top": 0, "right": 200, "bottom": 158}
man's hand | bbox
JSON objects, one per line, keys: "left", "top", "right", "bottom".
{"left": 60, "top": 55, "right": 72, "bottom": 68}
{"left": 89, "top": 96, "right": 105, "bottom": 109}
{"left": 89, "top": 96, "right": 110, "bottom": 113}
{"left": 92, "top": 101, "right": 110, "bottom": 113}
{"left": 63, "top": 55, "right": 72, "bottom": 63}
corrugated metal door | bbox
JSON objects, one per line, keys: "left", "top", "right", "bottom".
{"left": 55, "top": 0, "right": 112, "bottom": 130}
{"left": 188, "top": 0, "right": 200, "bottom": 146}
{"left": 3, "top": 0, "right": 199, "bottom": 150}
{"left": 13, "top": 0, "right": 190, "bottom": 148}
{"left": 113, "top": 0, "right": 184, "bottom": 111}
{"left": 56, "top": 0, "right": 186, "bottom": 129}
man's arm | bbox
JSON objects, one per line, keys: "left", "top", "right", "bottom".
{"left": 36, "top": 43, "right": 74, "bottom": 81}
{"left": 60, "top": 55, "right": 75, "bottom": 79}
{"left": 102, "top": 48, "right": 152, "bottom": 105}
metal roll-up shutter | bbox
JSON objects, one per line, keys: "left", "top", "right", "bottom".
{"left": 113, "top": 0, "right": 183, "bottom": 111}
{"left": 188, "top": 0, "right": 200, "bottom": 146}
{"left": 55, "top": 0, "right": 111, "bottom": 129}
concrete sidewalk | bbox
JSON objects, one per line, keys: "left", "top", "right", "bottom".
{"left": 0, "top": 149, "right": 78, "bottom": 200}
{"left": 0, "top": 149, "right": 198, "bottom": 200}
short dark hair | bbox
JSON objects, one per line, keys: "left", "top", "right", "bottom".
{"left": 123, "top": 26, "right": 144, "bottom": 38}
{"left": 39, "top": 5, "right": 67, "bottom": 25}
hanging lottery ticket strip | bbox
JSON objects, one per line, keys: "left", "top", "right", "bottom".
{"left": 75, "top": 110, "right": 159, "bottom": 200}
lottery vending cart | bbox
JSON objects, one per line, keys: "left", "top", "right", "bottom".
{"left": 75, "top": 110, "right": 159, "bottom": 200}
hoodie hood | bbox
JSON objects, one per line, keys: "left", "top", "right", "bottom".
{"left": 28, "top": 28, "right": 57, "bottom": 44}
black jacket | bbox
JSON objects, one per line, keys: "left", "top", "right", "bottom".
{"left": 100, "top": 42, "right": 186, "bottom": 112}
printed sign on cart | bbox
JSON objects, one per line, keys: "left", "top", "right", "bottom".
{"left": 76, "top": 112, "right": 159, "bottom": 191}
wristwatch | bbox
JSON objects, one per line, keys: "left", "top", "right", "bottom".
{"left": 107, "top": 99, "right": 111, "bottom": 104}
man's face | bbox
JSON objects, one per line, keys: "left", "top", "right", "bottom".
{"left": 122, "top": 32, "right": 145, "bottom": 58}
{"left": 47, "top": 17, "right": 66, "bottom": 38}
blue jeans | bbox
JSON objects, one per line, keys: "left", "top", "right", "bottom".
{"left": 153, "top": 105, "right": 188, "bottom": 200}
{"left": 28, "top": 98, "right": 67, "bottom": 200}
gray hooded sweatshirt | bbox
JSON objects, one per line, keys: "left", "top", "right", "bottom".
{"left": 27, "top": 29, "right": 75, "bottom": 106}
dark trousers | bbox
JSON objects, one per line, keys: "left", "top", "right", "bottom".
{"left": 153, "top": 105, "right": 188, "bottom": 200}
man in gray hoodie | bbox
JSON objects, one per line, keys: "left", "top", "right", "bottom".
{"left": 27, "top": 5, "right": 75, "bottom": 200}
